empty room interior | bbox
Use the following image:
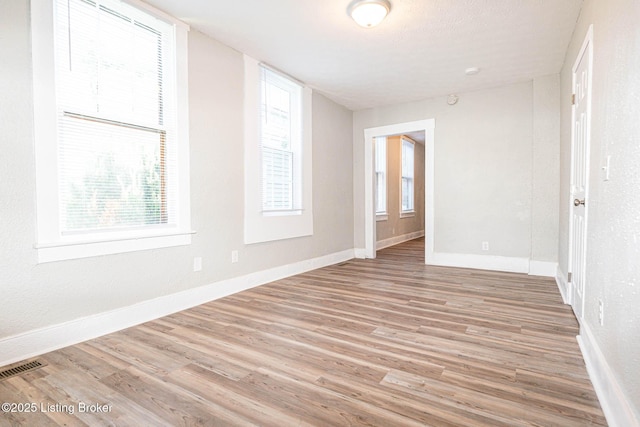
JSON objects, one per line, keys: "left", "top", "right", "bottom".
{"left": 1, "top": 0, "right": 639, "bottom": 425}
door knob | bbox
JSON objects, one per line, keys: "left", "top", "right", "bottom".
{"left": 574, "top": 198, "right": 585, "bottom": 207}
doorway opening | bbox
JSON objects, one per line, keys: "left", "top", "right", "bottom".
{"left": 363, "top": 119, "right": 435, "bottom": 262}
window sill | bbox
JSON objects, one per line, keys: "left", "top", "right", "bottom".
{"left": 376, "top": 214, "right": 388, "bottom": 222}
{"left": 400, "top": 211, "right": 415, "bottom": 218}
{"left": 262, "top": 209, "right": 303, "bottom": 217}
{"left": 35, "top": 230, "right": 195, "bottom": 263}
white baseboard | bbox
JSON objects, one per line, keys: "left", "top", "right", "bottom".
{"left": 428, "top": 252, "right": 530, "bottom": 274}
{"left": 428, "top": 253, "right": 558, "bottom": 278}
{"left": 376, "top": 230, "right": 425, "bottom": 250}
{"left": 555, "top": 268, "right": 571, "bottom": 305}
{"left": 354, "top": 248, "right": 367, "bottom": 259}
{"left": 528, "top": 260, "right": 558, "bottom": 277}
{"left": 0, "top": 249, "right": 355, "bottom": 367}
{"left": 578, "top": 323, "right": 640, "bottom": 427}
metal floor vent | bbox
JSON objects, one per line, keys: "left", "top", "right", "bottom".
{"left": 0, "top": 360, "right": 45, "bottom": 381}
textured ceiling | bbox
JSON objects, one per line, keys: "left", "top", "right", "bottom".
{"left": 145, "top": 0, "right": 583, "bottom": 111}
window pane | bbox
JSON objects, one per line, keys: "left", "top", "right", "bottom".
{"left": 402, "top": 178, "right": 408, "bottom": 211}
{"left": 401, "top": 139, "right": 414, "bottom": 212}
{"left": 376, "top": 172, "right": 385, "bottom": 213}
{"left": 401, "top": 178, "right": 414, "bottom": 212}
{"left": 375, "top": 137, "right": 386, "bottom": 214}
{"left": 55, "top": 0, "right": 175, "bottom": 234}
{"left": 260, "top": 67, "right": 302, "bottom": 212}
{"left": 262, "top": 83, "right": 291, "bottom": 150}
{"left": 262, "top": 147, "right": 293, "bottom": 211}
{"left": 61, "top": 0, "right": 165, "bottom": 126}
{"left": 375, "top": 136, "right": 386, "bottom": 171}
{"left": 402, "top": 139, "right": 414, "bottom": 178}
{"left": 59, "top": 116, "right": 166, "bottom": 232}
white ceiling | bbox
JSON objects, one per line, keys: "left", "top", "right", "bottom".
{"left": 145, "top": 0, "right": 583, "bottom": 111}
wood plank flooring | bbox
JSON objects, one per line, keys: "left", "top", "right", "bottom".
{"left": 0, "top": 238, "right": 607, "bottom": 426}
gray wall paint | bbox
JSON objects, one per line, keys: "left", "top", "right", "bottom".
{"left": 532, "top": 75, "right": 561, "bottom": 262}
{"left": 559, "top": 0, "right": 640, "bottom": 414}
{"left": 4, "top": 0, "right": 636, "bottom": 417}
{"left": 0, "top": 4, "right": 354, "bottom": 339}
{"left": 354, "top": 81, "right": 558, "bottom": 262}
{"left": 376, "top": 136, "right": 425, "bottom": 242}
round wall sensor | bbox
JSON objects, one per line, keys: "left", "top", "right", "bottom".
{"left": 447, "top": 94, "right": 459, "bottom": 105}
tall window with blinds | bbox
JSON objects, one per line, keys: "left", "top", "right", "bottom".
{"left": 55, "top": 0, "right": 176, "bottom": 233}
{"left": 243, "top": 54, "right": 312, "bottom": 244}
{"left": 260, "top": 66, "right": 303, "bottom": 214}
{"left": 401, "top": 137, "right": 415, "bottom": 213}
{"left": 375, "top": 136, "right": 387, "bottom": 215}
{"left": 31, "top": 0, "right": 190, "bottom": 262}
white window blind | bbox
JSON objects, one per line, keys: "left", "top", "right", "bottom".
{"left": 55, "top": 0, "right": 177, "bottom": 234}
{"left": 401, "top": 137, "right": 415, "bottom": 212}
{"left": 260, "top": 66, "right": 302, "bottom": 213}
{"left": 375, "top": 136, "right": 387, "bottom": 214}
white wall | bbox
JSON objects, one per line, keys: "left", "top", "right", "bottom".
{"left": 354, "top": 80, "right": 559, "bottom": 274}
{"left": 558, "top": 0, "right": 640, "bottom": 423}
{"left": 0, "top": 1, "right": 353, "bottom": 358}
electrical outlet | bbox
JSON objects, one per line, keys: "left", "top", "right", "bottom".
{"left": 482, "top": 241, "right": 489, "bottom": 251}
{"left": 598, "top": 299, "right": 604, "bottom": 325}
{"left": 193, "top": 257, "right": 202, "bottom": 272}
{"left": 231, "top": 250, "right": 239, "bottom": 263}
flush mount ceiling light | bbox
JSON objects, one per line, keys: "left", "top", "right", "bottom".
{"left": 465, "top": 67, "right": 480, "bottom": 76}
{"left": 348, "top": 0, "right": 391, "bottom": 28}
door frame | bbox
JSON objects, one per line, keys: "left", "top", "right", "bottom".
{"left": 363, "top": 119, "right": 435, "bottom": 261}
{"left": 567, "top": 24, "right": 594, "bottom": 317}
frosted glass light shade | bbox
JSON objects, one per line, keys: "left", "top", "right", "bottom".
{"left": 349, "top": 0, "right": 391, "bottom": 28}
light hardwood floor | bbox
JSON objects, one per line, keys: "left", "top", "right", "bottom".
{"left": 0, "top": 238, "right": 606, "bottom": 426}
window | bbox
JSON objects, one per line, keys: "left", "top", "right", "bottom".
{"left": 401, "top": 137, "right": 415, "bottom": 214}
{"left": 260, "top": 66, "right": 302, "bottom": 213}
{"left": 375, "top": 136, "right": 387, "bottom": 217}
{"left": 32, "top": 0, "right": 191, "bottom": 262}
{"left": 243, "top": 56, "right": 313, "bottom": 244}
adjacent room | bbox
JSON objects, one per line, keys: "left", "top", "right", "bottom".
{"left": 1, "top": 0, "right": 638, "bottom": 425}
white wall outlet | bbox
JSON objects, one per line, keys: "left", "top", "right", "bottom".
{"left": 482, "top": 241, "right": 489, "bottom": 251}
{"left": 193, "top": 257, "right": 202, "bottom": 272}
{"left": 231, "top": 250, "right": 239, "bottom": 263}
{"left": 598, "top": 299, "right": 604, "bottom": 325}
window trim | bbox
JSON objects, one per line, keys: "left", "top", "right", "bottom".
{"left": 31, "top": 0, "right": 192, "bottom": 263}
{"left": 244, "top": 55, "right": 313, "bottom": 244}
{"left": 400, "top": 136, "right": 415, "bottom": 216}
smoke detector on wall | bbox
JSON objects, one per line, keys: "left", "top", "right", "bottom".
{"left": 447, "top": 94, "right": 459, "bottom": 105}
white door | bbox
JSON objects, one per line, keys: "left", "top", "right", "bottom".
{"left": 569, "top": 26, "right": 593, "bottom": 320}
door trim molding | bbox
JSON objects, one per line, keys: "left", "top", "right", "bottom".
{"left": 363, "top": 119, "right": 435, "bottom": 262}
